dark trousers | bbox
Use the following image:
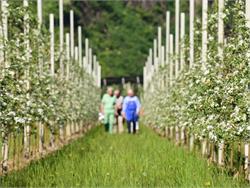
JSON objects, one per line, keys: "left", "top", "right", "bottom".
{"left": 127, "top": 120, "right": 136, "bottom": 134}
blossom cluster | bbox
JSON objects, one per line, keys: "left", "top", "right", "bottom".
{"left": 0, "top": 5, "right": 100, "bottom": 135}
{"left": 143, "top": 0, "right": 250, "bottom": 143}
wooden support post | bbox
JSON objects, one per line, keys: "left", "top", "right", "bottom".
{"left": 143, "top": 66, "right": 146, "bottom": 91}
{"left": 98, "top": 64, "right": 101, "bottom": 88}
{"left": 37, "top": 0, "right": 45, "bottom": 154}
{"left": 70, "top": 10, "right": 74, "bottom": 59}
{"left": 245, "top": 0, "right": 250, "bottom": 180}
{"left": 66, "top": 33, "right": 70, "bottom": 81}
{"left": 244, "top": 144, "right": 250, "bottom": 181}
{"left": 217, "top": 0, "right": 224, "bottom": 166}
{"left": 50, "top": 14, "right": 55, "bottom": 78}
{"left": 1, "top": 0, "right": 8, "bottom": 173}
{"left": 85, "top": 38, "right": 89, "bottom": 68}
{"left": 175, "top": 0, "right": 180, "bottom": 78}
{"left": 83, "top": 56, "right": 87, "bottom": 70}
{"left": 2, "top": 130, "right": 8, "bottom": 174}
{"left": 59, "top": 0, "right": 64, "bottom": 76}
{"left": 158, "top": 27, "right": 162, "bottom": 67}
{"left": 201, "top": 0, "right": 208, "bottom": 67}
{"left": 181, "top": 127, "right": 185, "bottom": 145}
{"left": 189, "top": 0, "right": 194, "bottom": 68}
{"left": 49, "top": 13, "right": 55, "bottom": 148}
{"left": 190, "top": 134, "right": 194, "bottom": 151}
{"left": 166, "top": 11, "right": 170, "bottom": 65}
{"left": 202, "top": 139, "right": 207, "bottom": 156}
{"left": 161, "top": 46, "right": 165, "bottom": 88}
{"left": 23, "top": 0, "right": 31, "bottom": 159}
{"left": 180, "top": 12, "right": 185, "bottom": 72}
{"left": 218, "top": 0, "right": 224, "bottom": 58}
{"left": 175, "top": 126, "right": 179, "bottom": 145}
{"left": 65, "top": 37, "right": 71, "bottom": 137}
{"left": 169, "top": 34, "right": 174, "bottom": 87}
{"left": 218, "top": 141, "right": 224, "bottom": 166}
{"left": 88, "top": 48, "right": 92, "bottom": 75}
{"left": 93, "top": 55, "right": 97, "bottom": 81}
{"left": 78, "top": 26, "right": 82, "bottom": 67}
{"left": 169, "top": 126, "right": 173, "bottom": 139}
{"left": 153, "top": 39, "right": 157, "bottom": 72}
{"left": 1, "top": 0, "right": 8, "bottom": 68}
{"left": 165, "top": 127, "right": 169, "bottom": 138}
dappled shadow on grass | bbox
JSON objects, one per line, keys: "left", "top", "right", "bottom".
{"left": 0, "top": 125, "right": 248, "bottom": 187}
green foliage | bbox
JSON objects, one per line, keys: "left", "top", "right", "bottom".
{"left": 0, "top": 3, "right": 100, "bottom": 137}
{"left": 43, "top": 1, "right": 178, "bottom": 77}
{"left": 143, "top": 0, "right": 250, "bottom": 143}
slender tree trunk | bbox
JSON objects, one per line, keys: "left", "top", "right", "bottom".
{"left": 2, "top": 131, "right": 8, "bottom": 174}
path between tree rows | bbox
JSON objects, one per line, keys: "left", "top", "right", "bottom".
{"left": 0, "top": 125, "right": 247, "bottom": 187}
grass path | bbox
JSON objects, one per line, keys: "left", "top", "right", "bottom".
{"left": 0, "top": 125, "right": 247, "bottom": 187}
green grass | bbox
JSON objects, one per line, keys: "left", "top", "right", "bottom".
{"left": 0, "top": 125, "right": 247, "bottom": 187}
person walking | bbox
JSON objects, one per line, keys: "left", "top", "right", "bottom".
{"left": 100, "top": 87, "right": 116, "bottom": 134}
{"left": 114, "top": 89, "right": 124, "bottom": 133}
{"left": 122, "top": 89, "right": 141, "bottom": 134}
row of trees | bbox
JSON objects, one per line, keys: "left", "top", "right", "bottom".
{"left": 0, "top": 0, "right": 101, "bottom": 174}
{"left": 143, "top": 0, "right": 250, "bottom": 180}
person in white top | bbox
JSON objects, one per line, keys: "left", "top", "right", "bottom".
{"left": 114, "top": 89, "right": 124, "bottom": 133}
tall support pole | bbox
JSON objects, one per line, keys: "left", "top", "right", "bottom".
{"left": 59, "top": 0, "right": 64, "bottom": 76}
{"left": 85, "top": 38, "right": 89, "bottom": 68}
{"left": 245, "top": 0, "right": 250, "bottom": 181}
{"left": 49, "top": 14, "right": 55, "bottom": 148}
{"left": 166, "top": 11, "right": 170, "bottom": 65}
{"left": 175, "top": 0, "right": 180, "bottom": 78}
{"left": 201, "top": 0, "right": 208, "bottom": 67}
{"left": 218, "top": 0, "right": 224, "bottom": 59}
{"left": 1, "top": 0, "right": 8, "bottom": 68}
{"left": 37, "top": 0, "right": 44, "bottom": 155}
{"left": 143, "top": 66, "right": 146, "bottom": 91}
{"left": 98, "top": 64, "right": 101, "bottom": 88}
{"left": 37, "top": 0, "right": 43, "bottom": 73}
{"left": 1, "top": 0, "right": 8, "bottom": 173}
{"left": 180, "top": 13, "right": 185, "bottom": 72}
{"left": 148, "top": 48, "right": 153, "bottom": 87}
{"left": 66, "top": 33, "right": 71, "bottom": 139}
{"left": 58, "top": 0, "right": 64, "bottom": 142}
{"left": 75, "top": 46, "right": 78, "bottom": 62}
{"left": 218, "top": 0, "right": 224, "bottom": 166}
{"left": 161, "top": 46, "right": 165, "bottom": 67}
{"left": 50, "top": 14, "right": 55, "bottom": 78}
{"left": 169, "top": 34, "right": 174, "bottom": 87}
{"left": 153, "top": 39, "right": 157, "bottom": 70}
{"left": 78, "top": 26, "right": 82, "bottom": 67}
{"left": 37, "top": 0, "right": 42, "bottom": 30}
{"left": 88, "top": 48, "right": 92, "bottom": 75}
{"left": 158, "top": 27, "right": 162, "bottom": 66}
{"left": 83, "top": 56, "right": 87, "bottom": 70}
{"left": 65, "top": 33, "right": 71, "bottom": 137}
{"left": 149, "top": 48, "right": 153, "bottom": 68}
{"left": 161, "top": 46, "right": 165, "bottom": 88}
{"left": 189, "top": 0, "right": 194, "bottom": 69}
{"left": 93, "top": 55, "right": 97, "bottom": 81}
{"left": 66, "top": 33, "right": 70, "bottom": 81}
{"left": 70, "top": 10, "right": 74, "bottom": 59}
{"left": 23, "top": 0, "right": 31, "bottom": 159}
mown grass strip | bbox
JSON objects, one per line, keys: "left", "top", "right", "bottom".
{"left": 0, "top": 125, "right": 247, "bottom": 187}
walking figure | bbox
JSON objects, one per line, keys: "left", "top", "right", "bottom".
{"left": 122, "top": 89, "right": 141, "bottom": 134}
{"left": 114, "top": 89, "right": 124, "bottom": 133}
{"left": 100, "top": 87, "right": 116, "bottom": 134}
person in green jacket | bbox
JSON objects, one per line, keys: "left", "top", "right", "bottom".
{"left": 100, "top": 87, "right": 116, "bottom": 133}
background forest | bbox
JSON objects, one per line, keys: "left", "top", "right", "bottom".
{"left": 40, "top": 0, "right": 202, "bottom": 77}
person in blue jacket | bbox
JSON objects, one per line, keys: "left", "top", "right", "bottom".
{"left": 122, "top": 89, "right": 141, "bottom": 134}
